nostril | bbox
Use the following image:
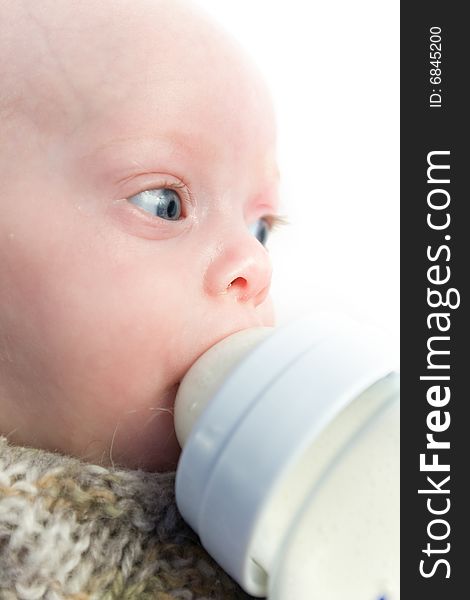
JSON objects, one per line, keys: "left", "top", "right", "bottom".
{"left": 229, "top": 277, "right": 247, "bottom": 291}
{"left": 227, "top": 278, "right": 269, "bottom": 306}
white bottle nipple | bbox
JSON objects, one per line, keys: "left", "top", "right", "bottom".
{"left": 174, "top": 326, "right": 273, "bottom": 448}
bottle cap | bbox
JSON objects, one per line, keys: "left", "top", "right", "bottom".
{"left": 175, "top": 313, "right": 397, "bottom": 596}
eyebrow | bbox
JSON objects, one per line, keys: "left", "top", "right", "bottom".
{"left": 79, "top": 132, "right": 281, "bottom": 195}
{"left": 88, "top": 135, "right": 181, "bottom": 157}
{"left": 84, "top": 125, "right": 280, "bottom": 166}
{"left": 77, "top": 134, "right": 196, "bottom": 185}
{"left": 83, "top": 131, "right": 212, "bottom": 166}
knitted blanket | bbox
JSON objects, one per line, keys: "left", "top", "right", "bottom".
{"left": 0, "top": 437, "right": 256, "bottom": 600}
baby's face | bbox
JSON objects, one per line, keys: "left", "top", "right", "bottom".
{"left": 0, "top": 0, "right": 279, "bottom": 470}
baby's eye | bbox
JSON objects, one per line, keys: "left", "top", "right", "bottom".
{"left": 248, "top": 217, "right": 270, "bottom": 246}
{"left": 128, "top": 188, "right": 182, "bottom": 220}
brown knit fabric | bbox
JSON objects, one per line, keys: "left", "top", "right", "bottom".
{"left": 0, "top": 436, "right": 258, "bottom": 600}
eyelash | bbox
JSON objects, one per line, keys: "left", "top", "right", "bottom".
{"left": 262, "top": 214, "right": 289, "bottom": 232}
{"left": 159, "top": 179, "right": 186, "bottom": 191}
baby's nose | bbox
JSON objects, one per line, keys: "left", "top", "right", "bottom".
{"left": 204, "top": 235, "right": 272, "bottom": 307}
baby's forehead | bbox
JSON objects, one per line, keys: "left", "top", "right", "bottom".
{"left": 2, "top": 0, "right": 273, "bottom": 140}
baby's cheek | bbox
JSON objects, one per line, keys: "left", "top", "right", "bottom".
{"left": 96, "top": 383, "right": 181, "bottom": 471}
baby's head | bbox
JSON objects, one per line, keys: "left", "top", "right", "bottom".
{"left": 0, "top": 0, "right": 280, "bottom": 471}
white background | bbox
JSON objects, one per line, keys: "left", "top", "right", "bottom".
{"left": 196, "top": 0, "right": 399, "bottom": 354}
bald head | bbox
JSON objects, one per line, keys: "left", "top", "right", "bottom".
{"left": 0, "top": 0, "right": 272, "bottom": 140}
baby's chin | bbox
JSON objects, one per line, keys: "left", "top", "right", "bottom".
{"left": 74, "top": 381, "right": 182, "bottom": 473}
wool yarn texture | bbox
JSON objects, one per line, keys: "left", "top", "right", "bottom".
{"left": 0, "top": 437, "right": 256, "bottom": 600}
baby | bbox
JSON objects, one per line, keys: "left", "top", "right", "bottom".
{"left": 0, "top": 0, "right": 281, "bottom": 472}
